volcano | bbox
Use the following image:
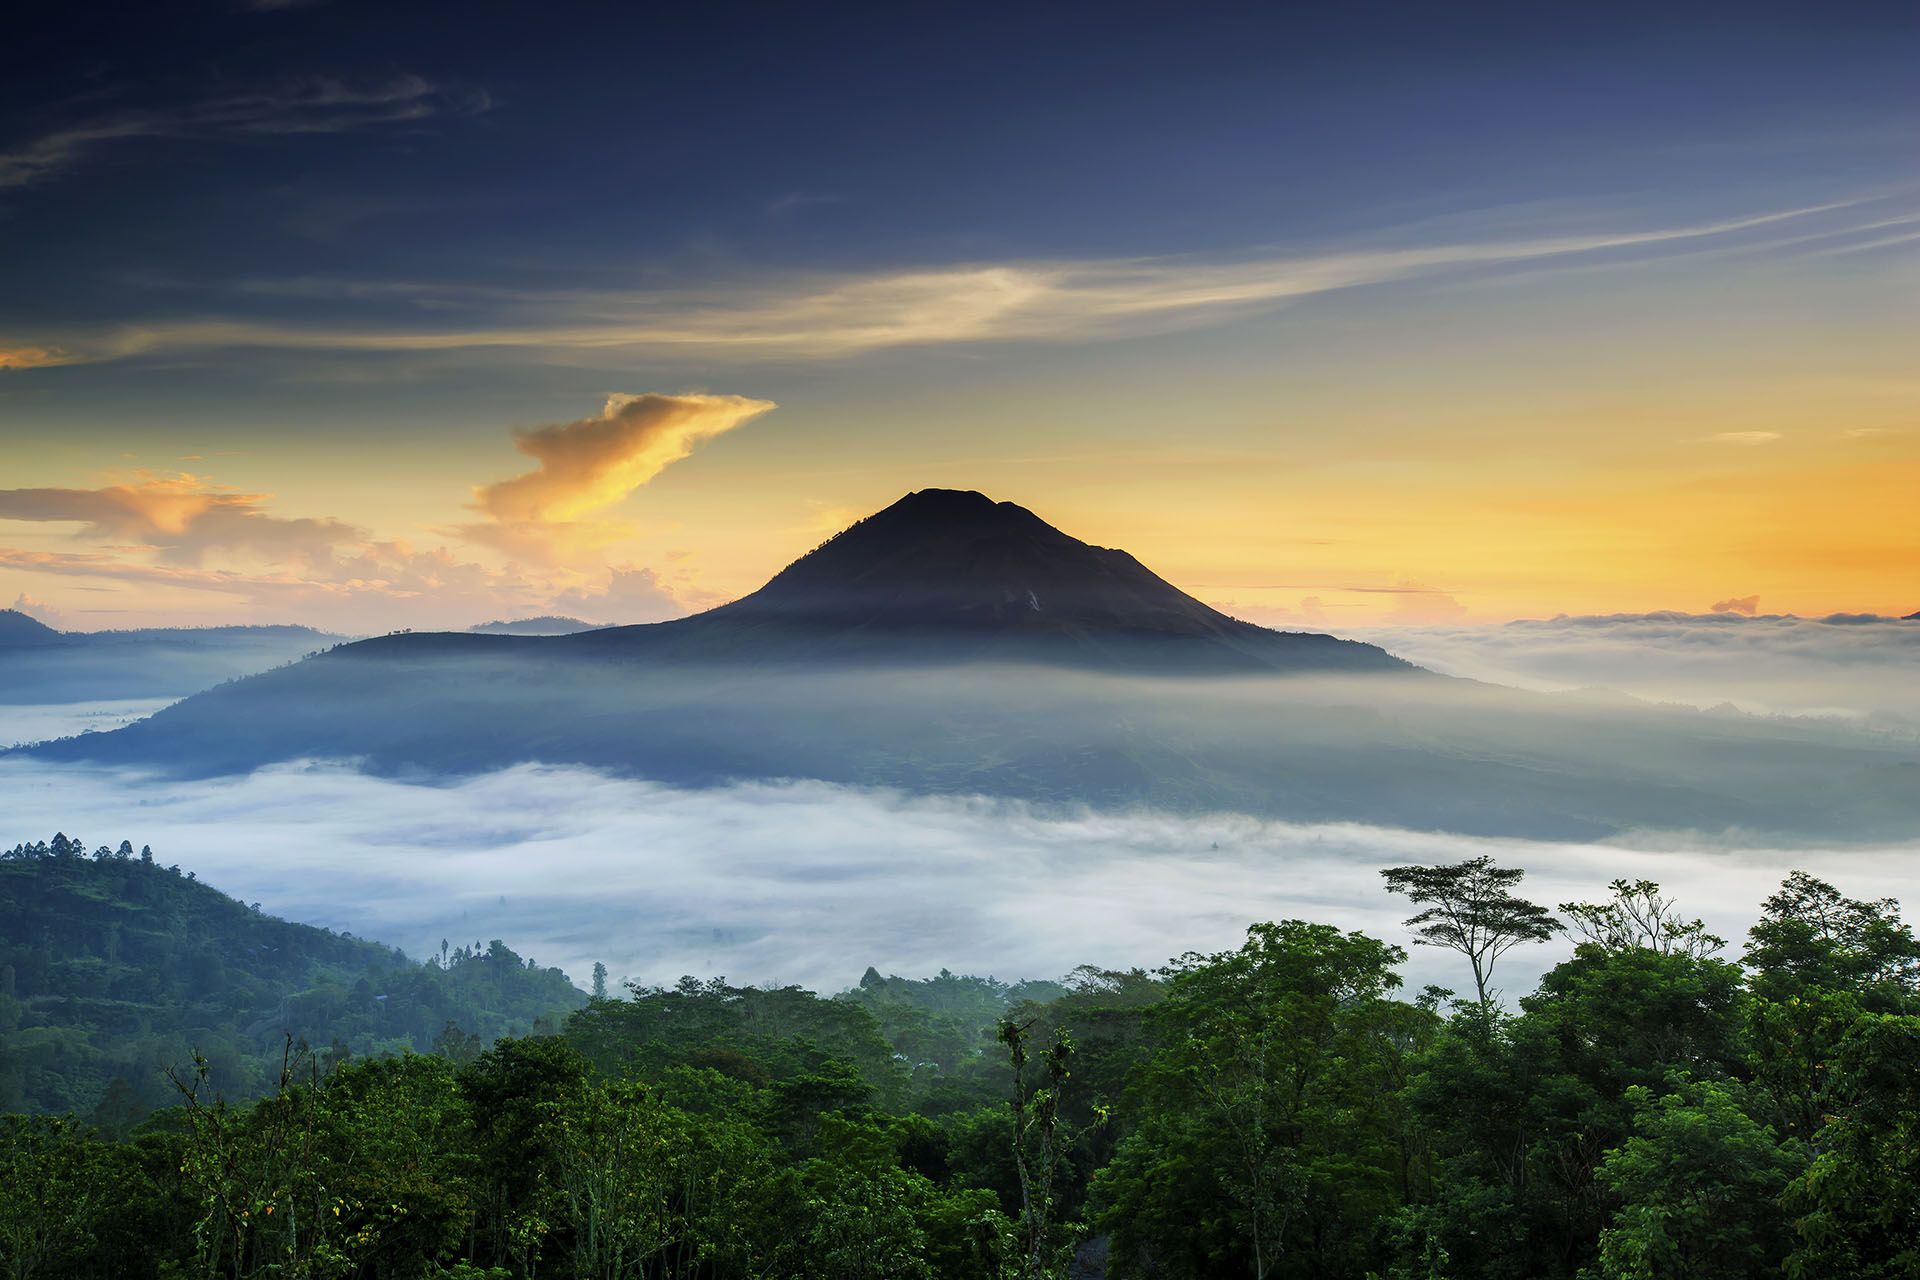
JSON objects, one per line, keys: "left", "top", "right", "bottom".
{"left": 556, "top": 488, "right": 1403, "bottom": 672}
{"left": 711, "top": 487, "right": 1308, "bottom": 637}
{"left": 22, "top": 491, "right": 1920, "bottom": 843}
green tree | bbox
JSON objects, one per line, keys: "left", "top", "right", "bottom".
{"left": 1745, "top": 872, "right": 1920, "bottom": 1008}
{"left": 1595, "top": 1081, "right": 1802, "bottom": 1280}
{"left": 1396, "top": 937, "right": 1746, "bottom": 1280}
{"left": 1099, "top": 921, "right": 1421, "bottom": 1280}
{"left": 552, "top": 1081, "right": 679, "bottom": 1280}
{"left": 0, "top": 1114, "right": 103, "bottom": 1280}
{"left": 1783, "top": 1013, "right": 1920, "bottom": 1278}
{"left": 1559, "top": 879, "right": 1724, "bottom": 959}
{"left": 1000, "top": 1018, "right": 1080, "bottom": 1279}
{"left": 458, "top": 1036, "right": 590, "bottom": 1275}
{"left": 1382, "top": 858, "right": 1558, "bottom": 1008}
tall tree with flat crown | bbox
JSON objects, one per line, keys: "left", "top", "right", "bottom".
{"left": 1380, "top": 857, "right": 1557, "bottom": 1008}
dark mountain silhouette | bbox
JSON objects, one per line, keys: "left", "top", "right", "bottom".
{"left": 0, "top": 608, "right": 64, "bottom": 648}
{"left": 710, "top": 487, "right": 1334, "bottom": 639}
{"left": 468, "top": 615, "right": 602, "bottom": 636}
{"left": 21, "top": 492, "right": 1920, "bottom": 842}
{"left": 0, "top": 618, "right": 343, "bottom": 710}
{"left": 555, "top": 489, "right": 1402, "bottom": 672}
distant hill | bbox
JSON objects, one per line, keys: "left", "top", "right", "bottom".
{"left": 469, "top": 615, "right": 602, "bottom": 635}
{"left": 0, "top": 609, "right": 64, "bottom": 649}
{"left": 0, "top": 837, "right": 585, "bottom": 1121}
{"left": 22, "top": 491, "right": 1920, "bottom": 842}
{"left": 0, "top": 617, "right": 345, "bottom": 711}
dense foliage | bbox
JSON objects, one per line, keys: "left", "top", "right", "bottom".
{"left": 0, "top": 836, "right": 585, "bottom": 1120}
{"left": 2, "top": 852, "right": 1917, "bottom": 1279}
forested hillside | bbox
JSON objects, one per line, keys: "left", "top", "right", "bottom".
{"left": 0, "top": 836, "right": 585, "bottom": 1120}
{"left": 2, "top": 860, "right": 1915, "bottom": 1278}
{"left": 0, "top": 613, "right": 344, "bottom": 710}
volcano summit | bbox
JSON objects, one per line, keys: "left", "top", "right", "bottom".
{"left": 23, "top": 492, "right": 1918, "bottom": 843}
{"left": 554, "top": 489, "right": 1405, "bottom": 672}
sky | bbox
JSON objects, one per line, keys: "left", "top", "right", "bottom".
{"left": 2, "top": 1, "right": 1916, "bottom": 632}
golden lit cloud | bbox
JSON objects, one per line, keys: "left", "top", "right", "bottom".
{"left": 0, "top": 542, "right": 548, "bottom": 632}
{"left": 461, "top": 393, "right": 775, "bottom": 562}
{"left": 0, "top": 459, "right": 722, "bottom": 629}
{"left": 0, "top": 345, "right": 76, "bottom": 370}
{"left": 0, "top": 474, "right": 361, "bottom": 565}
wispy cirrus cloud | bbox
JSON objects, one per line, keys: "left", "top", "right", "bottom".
{"left": 0, "top": 345, "right": 77, "bottom": 371}
{"left": 0, "top": 76, "right": 486, "bottom": 190}
{"left": 1, "top": 200, "right": 1884, "bottom": 368}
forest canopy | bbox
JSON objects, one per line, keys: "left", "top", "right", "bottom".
{"left": 0, "top": 836, "right": 585, "bottom": 1119}
{"left": 2, "top": 847, "right": 1917, "bottom": 1279}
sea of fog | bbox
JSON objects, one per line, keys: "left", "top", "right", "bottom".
{"left": 5, "top": 756, "right": 1915, "bottom": 1001}
{"left": 0, "top": 699, "right": 178, "bottom": 748}
{"left": 1353, "top": 612, "right": 1920, "bottom": 728}
{"left": 7, "top": 614, "right": 1914, "bottom": 999}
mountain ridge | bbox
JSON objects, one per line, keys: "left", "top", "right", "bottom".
{"left": 0, "top": 608, "right": 65, "bottom": 648}
{"left": 550, "top": 488, "right": 1406, "bottom": 673}
{"left": 18, "top": 491, "right": 1919, "bottom": 844}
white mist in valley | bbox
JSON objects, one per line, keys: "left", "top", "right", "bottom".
{"left": 4, "top": 757, "right": 1914, "bottom": 1002}
{"left": 1354, "top": 613, "right": 1920, "bottom": 727}
{"left": 0, "top": 699, "right": 178, "bottom": 749}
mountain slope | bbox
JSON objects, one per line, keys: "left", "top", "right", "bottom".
{"left": 557, "top": 489, "right": 1403, "bottom": 672}
{"left": 0, "top": 608, "right": 64, "bottom": 649}
{"left": 0, "top": 837, "right": 585, "bottom": 1119}
{"left": 0, "top": 618, "right": 344, "bottom": 709}
{"left": 19, "top": 491, "right": 1920, "bottom": 842}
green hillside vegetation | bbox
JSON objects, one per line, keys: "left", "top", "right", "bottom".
{"left": 0, "top": 836, "right": 585, "bottom": 1121}
{"left": 2, "top": 861, "right": 1917, "bottom": 1279}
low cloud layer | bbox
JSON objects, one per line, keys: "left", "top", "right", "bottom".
{"left": 1356, "top": 612, "right": 1920, "bottom": 726}
{"left": 3, "top": 759, "right": 1912, "bottom": 1000}
{"left": 0, "top": 700, "right": 175, "bottom": 747}
{"left": 0, "top": 534, "right": 551, "bottom": 633}
{"left": 549, "top": 565, "right": 691, "bottom": 624}
{"left": 9, "top": 592, "right": 66, "bottom": 629}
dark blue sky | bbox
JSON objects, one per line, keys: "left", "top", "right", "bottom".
{"left": 1, "top": 0, "right": 1915, "bottom": 629}
{"left": 5, "top": 0, "right": 1913, "bottom": 309}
